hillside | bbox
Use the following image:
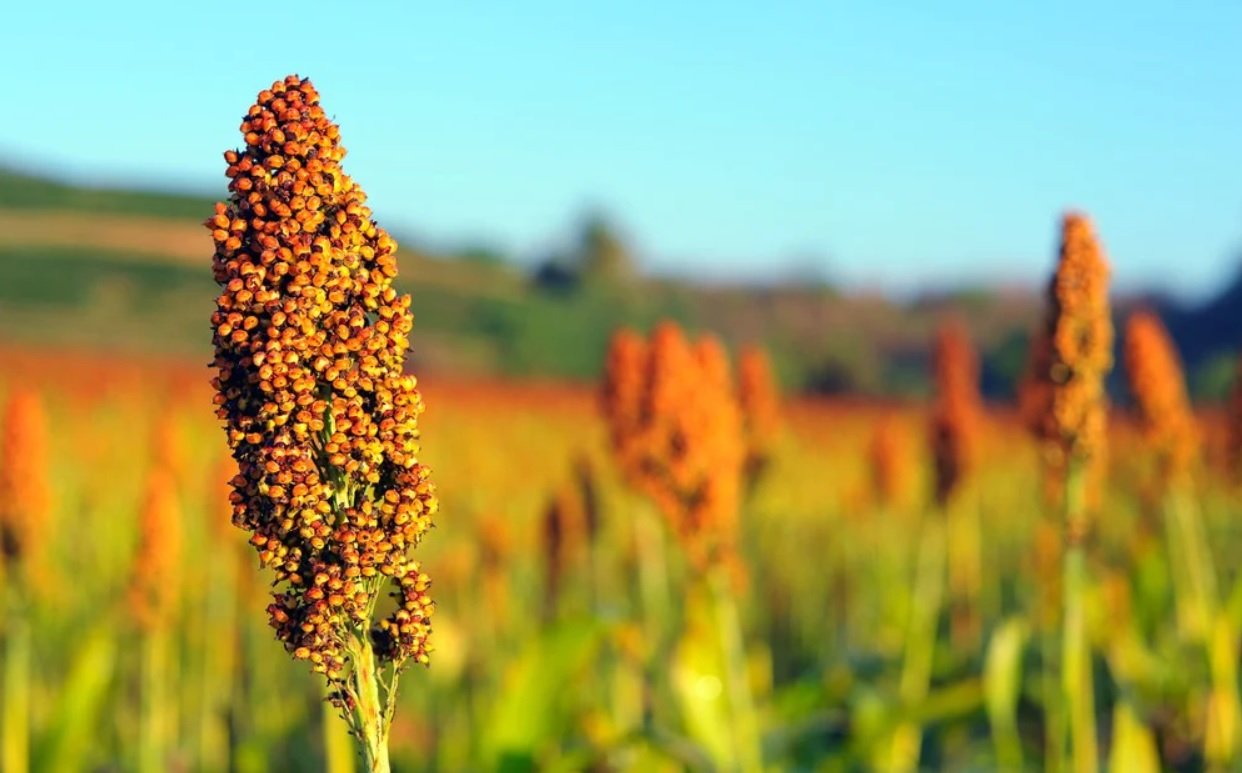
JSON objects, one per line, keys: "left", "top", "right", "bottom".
{"left": 0, "top": 167, "right": 1236, "bottom": 399}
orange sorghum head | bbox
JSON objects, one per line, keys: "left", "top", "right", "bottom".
{"left": 1123, "top": 310, "right": 1197, "bottom": 484}
{"left": 0, "top": 389, "right": 51, "bottom": 573}
{"left": 599, "top": 322, "right": 744, "bottom": 569}
{"left": 929, "top": 319, "right": 982, "bottom": 506}
{"left": 208, "top": 75, "right": 437, "bottom": 679}
{"left": 869, "top": 413, "right": 914, "bottom": 511}
{"left": 129, "top": 468, "right": 182, "bottom": 631}
{"left": 1024, "top": 212, "right": 1114, "bottom": 467}
{"left": 737, "top": 344, "right": 781, "bottom": 484}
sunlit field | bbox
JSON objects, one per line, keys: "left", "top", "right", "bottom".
{"left": 2, "top": 337, "right": 1240, "bottom": 771}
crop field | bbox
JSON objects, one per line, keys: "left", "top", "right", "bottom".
{"left": 1, "top": 328, "right": 1241, "bottom": 771}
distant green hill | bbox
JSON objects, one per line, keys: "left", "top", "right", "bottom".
{"left": 0, "top": 167, "right": 217, "bottom": 220}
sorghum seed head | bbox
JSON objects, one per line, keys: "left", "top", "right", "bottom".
{"left": 1023, "top": 212, "right": 1114, "bottom": 467}
{"left": 929, "top": 319, "right": 982, "bottom": 506}
{"left": 1123, "top": 310, "right": 1197, "bottom": 484}
{"left": 209, "top": 75, "right": 436, "bottom": 678}
{"left": 599, "top": 322, "right": 744, "bottom": 569}
{"left": 0, "top": 389, "right": 50, "bottom": 573}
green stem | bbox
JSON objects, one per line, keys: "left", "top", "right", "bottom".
{"left": 3, "top": 591, "right": 30, "bottom": 773}
{"left": 635, "top": 504, "right": 671, "bottom": 729}
{"left": 1062, "top": 458, "right": 1097, "bottom": 773}
{"left": 888, "top": 512, "right": 946, "bottom": 773}
{"left": 709, "top": 567, "right": 763, "bottom": 773}
{"left": 1041, "top": 621, "right": 1065, "bottom": 773}
{"left": 1166, "top": 489, "right": 1238, "bottom": 766}
{"left": 348, "top": 632, "right": 391, "bottom": 773}
{"left": 139, "top": 629, "right": 168, "bottom": 773}
{"left": 948, "top": 493, "right": 983, "bottom": 655}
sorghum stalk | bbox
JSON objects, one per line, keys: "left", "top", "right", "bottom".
{"left": 888, "top": 320, "right": 984, "bottom": 771}
{"left": 208, "top": 75, "right": 437, "bottom": 772}
{"left": 1061, "top": 459, "right": 1095, "bottom": 773}
{"left": 1123, "top": 310, "right": 1237, "bottom": 764}
{"left": 0, "top": 389, "right": 50, "bottom": 773}
{"left": 1025, "top": 212, "right": 1113, "bottom": 773}
{"left": 887, "top": 513, "right": 946, "bottom": 773}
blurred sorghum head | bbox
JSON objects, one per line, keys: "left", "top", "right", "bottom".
{"left": 600, "top": 322, "right": 744, "bottom": 569}
{"left": 1124, "top": 310, "right": 1197, "bottom": 484}
{"left": 929, "top": 319, "right": 982, "bottom": 506}
{"left": 0, "top": 389, "right": 50, "bottom": 576}
{"left": 1023, "top": 212, "right": 1113, "bottom": 467}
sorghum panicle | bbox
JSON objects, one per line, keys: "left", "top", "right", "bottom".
{"left": 207, "top": 75, "right": 436, "bottom": 683}
{"left": 1123, "top": 310, "right": 1197, "bottom": 484}
{"left": 737, "top": 345, "right": 781, "bottom": 485}
{"left": 129, "top": 468, "right": 182, "bottom": 630}
{"left": 600, "top": 323, "right": 744, "bottom": 568}
{"left": 929, "top": 319, "right": 982, "bottom": 505}
{"left": 0, "top": 389, "right": 50, "bottom": 573}
{"left": 1023, "top": 212, "right": 1114, "bottom": 465}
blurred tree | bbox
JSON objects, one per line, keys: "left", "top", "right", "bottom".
{"left": 575, "top": 213, "right": 636, "bottom": 286}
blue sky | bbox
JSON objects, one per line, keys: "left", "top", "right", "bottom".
{"left": 2, "top": 1, "right": 1239, "bottom": 299}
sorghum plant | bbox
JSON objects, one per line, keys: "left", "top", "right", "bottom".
{"left": 1124, "top": 309, "right": 1238, "bottom": 763}
{"left": 208, "top": 74, "right": 437, "bottom": 772}
{"left": 600, "top": 323, "right": 760, "bottom": 771}
{"left": 1025, "top": 211, "right": 1113, "bottom": 773}
{"left": 929, "top": 318, "right": 981, "bottom": 507}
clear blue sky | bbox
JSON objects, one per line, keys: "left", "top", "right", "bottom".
{"left": 2, "top": 1, "right": 1239, "bottom": 299}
